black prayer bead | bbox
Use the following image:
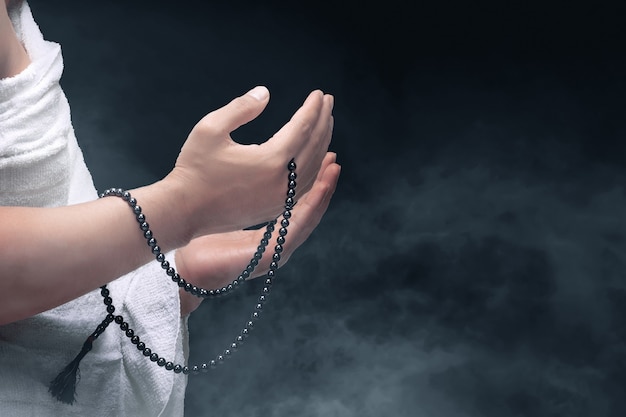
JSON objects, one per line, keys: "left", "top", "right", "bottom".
{"left": 98, "top": 160, "right": 297, "bottom": 378}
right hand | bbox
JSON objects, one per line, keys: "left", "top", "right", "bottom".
{"left": 165, "top": 86, "right": 335, "bottom": 237}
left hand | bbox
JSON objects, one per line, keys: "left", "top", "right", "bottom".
{"left": 176, "top": 152, "right": 341, "bottom": 315}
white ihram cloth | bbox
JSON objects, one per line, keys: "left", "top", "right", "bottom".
{"left": 0, "top": 2, "right": 188, "bottom": 416}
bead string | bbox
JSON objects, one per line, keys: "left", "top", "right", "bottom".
{"left": 96, "top": 159, "right": 298, "bottom": 375}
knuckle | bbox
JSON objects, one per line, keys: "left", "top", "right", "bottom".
{"left": 194, "top": 115, "right": 222, "bottom": 137}
{"left": 294, "top": 116, "right": 314, "bottom": 137}
{"left": 231, "top": 96, "right": 257, "bottom": 117}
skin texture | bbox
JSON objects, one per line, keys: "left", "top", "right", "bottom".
{"left": 0, "top": 2, "right": 341, "bottom": 322}
{"left": 0, "top": 0, "right": 30, "bottom": 78}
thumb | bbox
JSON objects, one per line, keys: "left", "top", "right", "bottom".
{"left": 196, "top": 86, "right": 270, "bottom": 136}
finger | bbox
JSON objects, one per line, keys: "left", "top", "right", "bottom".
{"left": 275, "top": 93, "right": 334, "bottom": 196}
{"left": 310, "top": 162, "right": 341, "bottom": 214}
{"left": 266, "top": 90, "right": 325, "bottom": 157}
{"left": 307, "top": 96, "right": 334, "bottom": 182}
{"left": 289, "top": 162, "right": 341, "bottom": 242}
{"left": 195, "top": 86, "right": 271, "bottom": 136}
{"left": 319, "top": 163, "right": 341, "bottom": 215}
{"left": 316, "top": 152, "right": 337, "bottom": 182}
{"left": 310, "top": 94, "right": 334, "bottom": 154}
{"left": 297, "top": 109, "right": 335, "bottom": 196}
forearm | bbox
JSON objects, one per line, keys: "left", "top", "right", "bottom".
{"left": 0, "top": 3, "right": 29, "bottom": 79}
{"left": 0, "top": 179, "right": 192, "bottom": 325}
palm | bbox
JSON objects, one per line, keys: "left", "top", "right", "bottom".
{"left": 177, "top": 229, "right": 273, "bottom": 292}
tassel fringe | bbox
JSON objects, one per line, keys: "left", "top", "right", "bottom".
{"left": 49, "top": 316, "right": 111, "bottom": 404}
{"left": 48, "top": 336, "right": 93, "bottom": 404}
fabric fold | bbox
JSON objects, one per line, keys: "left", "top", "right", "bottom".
{"left": 0, "top": 2, "right": 188, "bottom": 415}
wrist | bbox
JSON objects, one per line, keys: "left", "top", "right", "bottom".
{"left": 162, "top": 168, "right": 234, "bottom": 238}
{"left": 131, "top": 178, "right": 194, "bottom": 251}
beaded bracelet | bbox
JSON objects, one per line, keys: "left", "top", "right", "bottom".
{"left": 49, "top": 160, "right": 298, "bottom": 404}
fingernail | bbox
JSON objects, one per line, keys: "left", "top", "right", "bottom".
{"left": 247, "top": 86, "right": 269, "bottom": 101}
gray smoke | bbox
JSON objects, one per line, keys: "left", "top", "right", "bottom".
{"left": 29, "top": 0, "right": 626, "bottom": 416}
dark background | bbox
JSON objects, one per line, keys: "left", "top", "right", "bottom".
{"left": 29, "top": 0, "right": 626, "bottom": 415}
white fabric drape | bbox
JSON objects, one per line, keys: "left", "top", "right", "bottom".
{"left": 0, "top": 3, "right": 189, "bottom": 416}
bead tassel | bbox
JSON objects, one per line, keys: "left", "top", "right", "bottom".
{"left": 49, "top": 316, "right": 112, "bottom": 404}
